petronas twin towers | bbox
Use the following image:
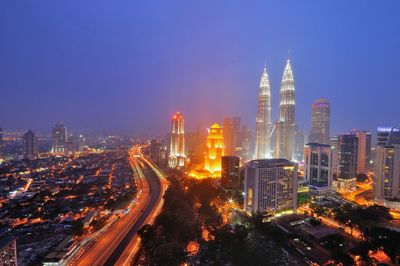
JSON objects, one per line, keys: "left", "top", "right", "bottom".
{"left": 255, "top": 60, "right": 296, "bottom": 160}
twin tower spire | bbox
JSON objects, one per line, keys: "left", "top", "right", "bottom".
{"left": 255, "top": 60, "right": 296, "bottom": 160}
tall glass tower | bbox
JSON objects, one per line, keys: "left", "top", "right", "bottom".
{"left": 275, "top": 60, "right": 296, "bottom": 160}
{"left": 255, "top": 66, "right": 272, "bottom": 159}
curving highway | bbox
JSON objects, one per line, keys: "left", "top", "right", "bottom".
{"left": 74, "top": 146, "right": 167, "bottom": 266}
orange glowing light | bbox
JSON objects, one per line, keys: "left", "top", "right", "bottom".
{"left": 204, "top": 123, "right": 224, "bottom": 177}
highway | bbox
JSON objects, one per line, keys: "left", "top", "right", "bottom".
{"left": 74, "top": 146, "right": 167, "bottom": 266}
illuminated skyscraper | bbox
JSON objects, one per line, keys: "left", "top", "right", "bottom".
{"left": 374, "top": 145, "right": 400, "bottom": 202}
{"left": 52, "top": 123, "right": 67, "bottom": 154}
{"left": 168, "top": 112, "right": 186, "bottom": 168}
{"left": 309, "top": 98, "right": 330, "bottom": 145}
{"left": 274, "top": 60, "right": 296, "bottom": 160}
{"left": 255, "top": 66, "right": 272, "bottom": 159}
{"left": 204, "top": 123, "right": 224, "bottom": 176}
{"left": 354, "top": 130, "right": 372, "bottom": 174}
{"left": 374, "top": 127, "right": 400, "bottom": 206}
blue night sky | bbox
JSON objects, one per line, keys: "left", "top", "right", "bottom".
{"left": 1, "top": 1, "right": 399, "bottom": 136}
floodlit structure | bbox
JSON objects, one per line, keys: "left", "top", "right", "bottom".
{"left": 274, "top": 60, "right": 296, "bottom": 160}
{"left": 204, "top": 123, "right": 224, "bottom": 177}
{"left": 255, "top": 66, "right": 272, "bottom": 159}
{"left": 168, "top": 112, "right": 186, "bottom": 168}
{"left": 244, "top": 159, "right": 298, "bottom": 214}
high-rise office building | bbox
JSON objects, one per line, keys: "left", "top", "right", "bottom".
{"left": 255, "top": 66, "right": 272, "bottom": 159}
{"left": 221, "top": 156, "right": 240, "bottom": 189}
{"left": 337, "top": 133, "right": 358, "bottom": 190}
{"left": 330, "top": 137, "right": 339, "bottom": 175}
{"left": 52, "top": 123, "right": 67, "bottom": 154}
{"left": 168, "top": 112, "right": 186, "bottom": 168}
{"left": 186, "top": 130, "right": 207, "bottom": 166}
{"left": 223, "top": 118, "right": 234, "bottom": 156}
{"left": 304, "top": 143, "right": 333, "bottom": 194}
{"left": 377, "top": 127, "right": 400, "bottom": 146}
{"left": 294, "top": 128, "right": 307, "bottom": 162}
{"left": 232, "top": 117, "right": 242, "bottom": 154}
{"left": 244, "top": 159, "right": 297, "bottom": 214}
{"left": 335, "top": 131, "right": 371, "bottom": 190}
{"left": 374, "top": 127, "right": 400, "bottom": 206}
{"left": 374, "top": 145, "right": 400, "bottom": 202}
{"left": 0, "top": 237, "right": 18, "bottom": 266}
{"left": 65, "top": 134, "right": 85, "bottom": 154}
{"left": 337, "top": 133, "right": 358, "bottom": 179}
{"left": 150, "top": 139, "right": 162, "bottom": 164}
{"left": 354, "top": 130, "right": 372, "bottom": 174}
{"left": 240, "top": 125, "right": 253, "bottom": 161}
{"left": 204, "top": 123, "right": 224, "bottom": 176}
{"left": 309, "top": 98, "right": 330, "bottom": 145}
{"left": 274, "top": 60, "right": 296, "bottom": 160}
{"left": 23, "top": 130, "right": 37, "bottom": 160}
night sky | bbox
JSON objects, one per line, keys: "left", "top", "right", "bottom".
{"left": 1, "top": 1, "right": 399, "bottom": 136}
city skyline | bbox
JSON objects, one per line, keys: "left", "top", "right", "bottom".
{"left": 2, "top": 2, "right": 400, "bottom": 265}
{"left": 1, "top": 1, "right": 400, "bottom": 135}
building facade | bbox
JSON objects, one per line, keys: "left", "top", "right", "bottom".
{"left": 255, "top": 66, "right": 272, "bottom": 159}
{"left": 223, "top": 118, "right": 234, "bottom": 156}
{"left": 337, "top": 133, "right": 358, "bottom": 190}
{"left": 374, "top": 145, "right": 400, "bottom": 202}
{"left": 309, "top": 98, "right": 330, "bottom": 145}
{"left": 354, "top": 130, "right": 372, "bottom": 174}
{"left": 52, "top": 123, "right": 67, "bottom": 154}
{"left": 244, "top": 159, "right": 297, "bottom": 214}
{"left": 377, "top": 127, "right": 400, "bottom": 146}
{"left": 168, "top": 112, "right": 186, "bottom": 168}
{"left": 374, "top": 127, "right": 400, "bottom": 206}
{"left": 304, "top": 143, "right": 333, "bottom": 194}
{"left": 23, "top": 130, "right": 37, "bottom": 160}
{"left": 204, "top": 123, "right": 224, "bottom": 177}
{"left": 274, "top": 60, "right": 296, "bottom": 160}
{"left": 221, "top": 156, "right": 240, "bottom": 189}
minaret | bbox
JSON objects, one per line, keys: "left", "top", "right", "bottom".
{"left": 275, "top": 60, "right": 296, "bottom": 160}
{"left": 255, "top": 65, "right": 272, "bottom": 159}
